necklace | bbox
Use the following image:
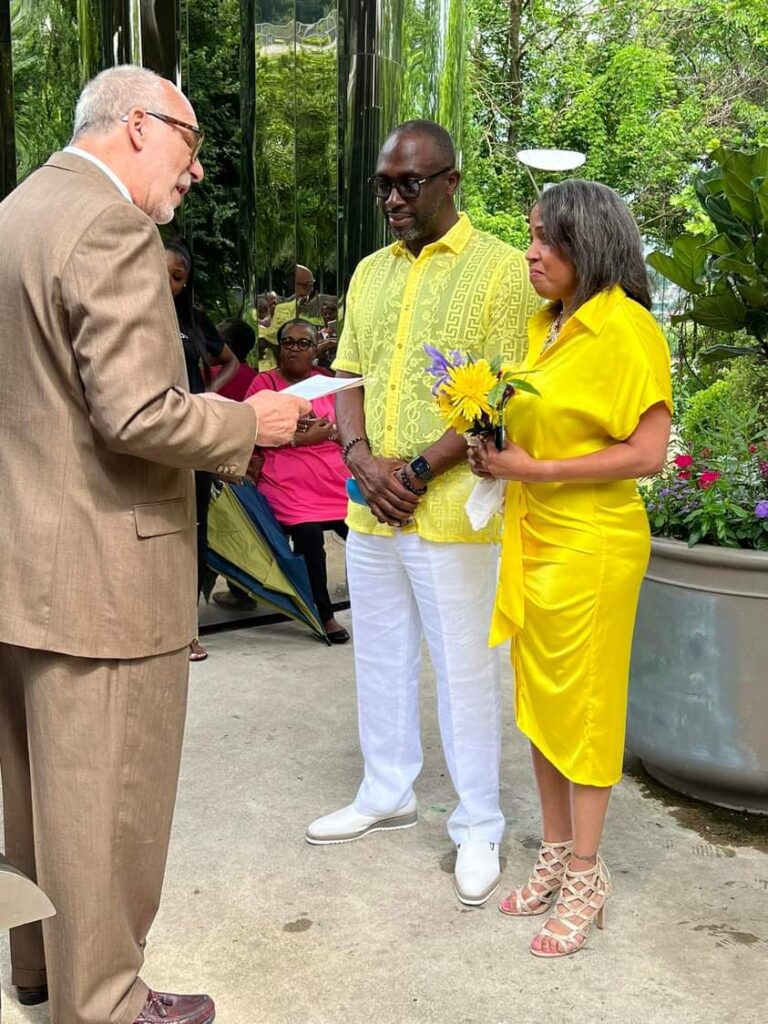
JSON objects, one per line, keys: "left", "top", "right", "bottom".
{"left": 542, "top": 310, "right": 565, "bottom": 353}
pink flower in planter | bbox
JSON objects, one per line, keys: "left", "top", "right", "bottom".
{"left": 749, "top": 444, "right": 758, "bottom": 454}
{"left": 698, "top": 471, "right": 722, "bottom": 489}
{"left": 760, "top": 461, "right": 768, "bottom": 478}
{"left": 674, "top": 454, "right": 694, "bottom": 469}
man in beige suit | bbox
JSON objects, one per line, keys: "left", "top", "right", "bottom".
{"left": 0, "top": 65, "right": 309, "bottom": 1024}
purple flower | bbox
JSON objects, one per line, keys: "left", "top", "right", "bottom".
{"left": 755, "top": 500, "right": 768, "bottom": 520}
{"left": 423, "top": 345, "right": 452, "bottom": 394}
{"left": 423, "top": 343, "right": 451, "bottom": 378}
{"left": 659, "top": 487, "right": 671, "bottom": 498}
{"left": 424, "top": 344, "right": 468, "bottom": 394}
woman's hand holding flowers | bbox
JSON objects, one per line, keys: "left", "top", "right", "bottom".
{"left": 468, "top": 437, "right": 540, "bottom": 482}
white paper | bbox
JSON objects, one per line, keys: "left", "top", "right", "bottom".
{"left": 281, "top": 375, "right": 365, "bottom": 401}
{"left": 465, "top": 477, "right": 506, "bottom": 530}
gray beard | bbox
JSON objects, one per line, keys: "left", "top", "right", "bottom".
{"left": 386, "top": 194, "right": 444, "bottom": 242}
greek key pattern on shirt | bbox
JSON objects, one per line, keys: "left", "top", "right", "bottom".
{"left": 335, "top": 217, "right": 539, "bottom": 541}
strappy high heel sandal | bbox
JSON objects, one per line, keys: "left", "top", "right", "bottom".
{"left": 529, "top": 854, "right": 612, "bottom": 958}
{"left": 499, "top": 839, "right": 573, "bottom": 917}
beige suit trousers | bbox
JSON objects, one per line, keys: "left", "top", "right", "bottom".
{"left": 0, "top": 643, "right": 189, "bottom": 1024}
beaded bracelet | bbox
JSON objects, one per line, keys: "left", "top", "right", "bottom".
{"left": 398, "top": 467, "right": 427, "bottom": 496}
{"left": 341, "top": 436, "right": 369, "bottom": 465}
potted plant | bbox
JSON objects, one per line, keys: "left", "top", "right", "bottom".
{"left": 628, "top": 144, "right": 768, "bottom": 814}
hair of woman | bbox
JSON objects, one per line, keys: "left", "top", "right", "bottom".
{"left": 163, "top": 237, "right": 211, "bottom": 377}
{"left": 277, "top": 318, "right": 320, "bottom": 346}
{"left": 536, "top": 180, "right": 652, "bottom": 312}
{"left": 217, "top": 317, "right": 256, "bottom": 362}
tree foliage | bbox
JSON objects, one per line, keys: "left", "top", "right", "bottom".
{"left": 183, "top": 0, "right": 242, "bottom": 315}
{"left": 463, "top": 0, "right": 768, "bottom": 247}
{"left": 10, "top": 0, "right": 80, "bottom": 178}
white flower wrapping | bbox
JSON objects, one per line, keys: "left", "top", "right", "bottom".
{"left": 465, "top": 477, "right": 506, "bottom": 530}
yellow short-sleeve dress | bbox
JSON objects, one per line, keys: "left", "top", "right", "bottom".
{"left": 490, "top": 286, "right": 673, "bottom": 786}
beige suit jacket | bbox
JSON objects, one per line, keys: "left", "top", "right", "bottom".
{"left": 0, "top": 152, "right": 256, "bottom": 659}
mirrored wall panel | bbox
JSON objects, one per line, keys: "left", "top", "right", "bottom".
{"left": 339, "top": 0, "right": 465, "bottom": 292}
{"left": 2, "top": 0, "right": 465, "bottom": 313}
{"left": 242, "top": 0, "right": 338, "bottom": 328}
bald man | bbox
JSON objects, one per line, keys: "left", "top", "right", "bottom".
{"left": 0, "top": 65, "right": 308, "bottom": 1024}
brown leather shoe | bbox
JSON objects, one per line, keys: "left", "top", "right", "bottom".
{"left": 133, "top": 991, "right": 215, "bottom": 1023}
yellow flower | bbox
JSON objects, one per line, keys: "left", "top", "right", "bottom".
{"left": 436, "top": 391, "right": 473, "bottom": 434}
{"left": 436, "top": 360, "right": 498, "bottom": 432}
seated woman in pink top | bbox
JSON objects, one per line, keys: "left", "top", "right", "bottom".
{"left": 245, "top": 318, "right": 350, "bottom": 644}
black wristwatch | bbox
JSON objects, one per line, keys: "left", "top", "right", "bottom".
{"left": 408, "top": 455, "right": 435, "bottom": 483}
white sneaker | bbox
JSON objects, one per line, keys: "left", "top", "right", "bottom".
{"left": 305, "top": 797, "right": 418, "bottom": 845}
{"left": 454, "top": 841, "right": 501, "bottom": 906}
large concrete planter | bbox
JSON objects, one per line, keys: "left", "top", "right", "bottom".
{"left": 628, "top": 537, "right": 768, "bottom": 814}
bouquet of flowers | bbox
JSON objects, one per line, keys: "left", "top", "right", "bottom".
{"left": 424, "top": 345, "right": 539, "bottom": 530}
{"left": 424, "top": 345, "right": 539, "bottom": 449}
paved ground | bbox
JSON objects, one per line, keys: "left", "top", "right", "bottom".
{"left": 2, "top": 614, "right": 767, "bottom": 1024}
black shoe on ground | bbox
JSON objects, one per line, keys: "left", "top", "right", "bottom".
{"left": 17, "top": 984, "right": 49, "bottom": 1006}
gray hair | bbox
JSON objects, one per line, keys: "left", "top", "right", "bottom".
{"left": 536, "top": 180, "right": 652, "bottom": 311}
{"left": 71, "top": 65, "right": 167, "bottom": 141}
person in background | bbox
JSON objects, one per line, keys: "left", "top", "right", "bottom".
{"left": 245, "top": 318, "right": 351, "bottom": 644}
{"left": 164, "top": 237, "right": 240, "bottom": 662}
{"left": 164, "top": 238, "right": 239, "bottom": 396}
{"left": 270, "top": 265, "right": 324, "bottom": 335}
{"left": 257, "top": 296, "right": 272, "bottom": 327}
{"left": 211, "top": 318, "right": 257, "bottom": 401}
{"left": 470, "top": 180, "right": 672, "bottom": 958}
{"left": 257, "top": 322, "right": 279, "bottom": 371}
{"left": 253, "top": 294, "right": 279, "bottom": 370}
{"left": 209, "top": 317, "right": 261, "bottom": 613}
{"left": 316, "top": 299, "right": 339, "bottom": 372}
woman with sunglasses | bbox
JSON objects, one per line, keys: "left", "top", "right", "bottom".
{"left": 244, "top": 319, "right": 351, "bottom": 643}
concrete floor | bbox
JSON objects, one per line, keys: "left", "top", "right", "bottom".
{"left": 2, "top": 615, "right": 767, "bottom": 1024}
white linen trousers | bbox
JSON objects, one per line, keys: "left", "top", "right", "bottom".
{"left": 347, "top": 530, "right": 504, "bottom": 844}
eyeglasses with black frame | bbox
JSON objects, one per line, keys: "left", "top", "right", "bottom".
{"left": 279, "top": 335, "right": 315, "bottom": 351}
{"left": 367, "top": 166, "right": 453, "bottom": 201}
{"left": 121, "top": 110, "right": 204, "bottom": 163}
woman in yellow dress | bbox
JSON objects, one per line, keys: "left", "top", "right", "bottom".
{"left": 470, "top": 180, "right": 672, "bottom": 958}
